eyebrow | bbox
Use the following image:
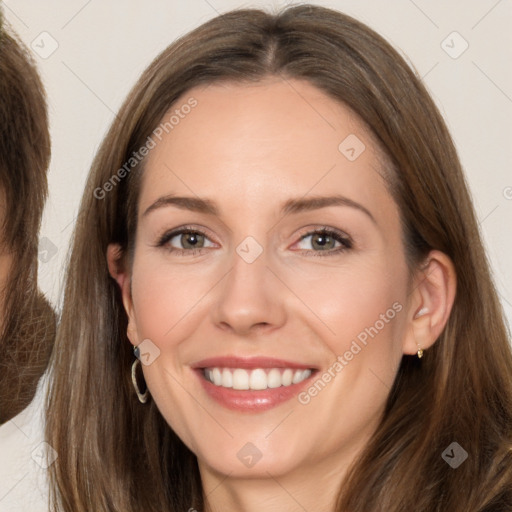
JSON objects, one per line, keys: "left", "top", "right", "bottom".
{"left": 142, "top": 194, "right": 377, "bottom": 225}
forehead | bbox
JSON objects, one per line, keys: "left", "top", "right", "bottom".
{"left": 139, "top": 78, "right": 395, "bottom": 222}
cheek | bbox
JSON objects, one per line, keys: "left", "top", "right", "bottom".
{"left": 288, "top": 265, "right": 408, "bottom": 446}
{"left": 129, "top": 255, "right": 215, "bottom": 343}
{"left": 127, "top": 254, "right": 221, "bottom": 409}
{"left": 290, "top": 258, "right": 409, "bottom": 410}
{"left": 128, "top": 257, "right": 212, "bottom": 440}
{"left": 330, "top": 277, "right": 403, "bottom": 347}
{"left": 294, "top": 256, "right": 407, "bottom": 345}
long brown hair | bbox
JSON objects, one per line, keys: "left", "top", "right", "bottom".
{"left": 46, "top": 5, "right": 512, "bottom": 510}
{"left": 0, "top": 10, "right": 55, "bottom": 424}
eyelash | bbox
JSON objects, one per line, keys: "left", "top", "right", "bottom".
{"left": 155, "top": 225, "right": 353, "bottom": 257}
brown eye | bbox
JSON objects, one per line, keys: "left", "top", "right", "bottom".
{"left": 157, "top": 228, "right": 215, "bottom": 254}
{"left": 295, "top": 228, "right": 352, "bottom": 255}
{"left": 310, "top": 232, "right": 337, "bottom": 251}
{"left": 176, "top": 232, "right": 206, "bottom": 249}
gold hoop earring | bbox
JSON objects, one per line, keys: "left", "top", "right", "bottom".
{"left": 131, "top": 353, "right": 149, "bottom": 403}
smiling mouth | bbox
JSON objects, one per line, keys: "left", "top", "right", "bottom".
{"left": 202, "top": 367, "right": 314, "bottom": 390}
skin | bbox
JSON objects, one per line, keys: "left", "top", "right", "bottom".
{"left": 109, "top": 78, "right": 456, "bottom": 512}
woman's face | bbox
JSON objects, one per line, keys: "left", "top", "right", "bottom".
{"left": 118, "top": 78, "right": 420, "bottom": 482}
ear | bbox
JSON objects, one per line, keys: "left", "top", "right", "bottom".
{"left": 402, "top": 250, "right": 457, "bottom": 356}
{"left": 107, "top": 243, "right": 139, "bottom": 347}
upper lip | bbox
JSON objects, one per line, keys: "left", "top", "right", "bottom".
{"left": 191, "top": 356, "right": 318, "bottom": 370}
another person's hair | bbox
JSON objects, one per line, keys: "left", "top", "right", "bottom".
{"left": 46, "top": 5, "right": 512, "bottom": 511}
{"left": 0, "top": 10, "right": 55, "bottom": 423}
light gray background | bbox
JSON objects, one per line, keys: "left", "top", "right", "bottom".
{"left": 0, "top": 2, "right": 511, "bottom": 510}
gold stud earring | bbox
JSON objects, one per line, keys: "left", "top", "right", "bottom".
{"left": 414, "top": 307, "right": 427, "bottom": 358}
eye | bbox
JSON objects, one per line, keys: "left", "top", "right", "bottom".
{"left": 155, "top": 225, "right": 352, "bottom": 257}
{"left": 156, "top": 227, "right": 216, "bottom": 255}
{"left": 293, "top": 227, "right": 352, "bottom": 256}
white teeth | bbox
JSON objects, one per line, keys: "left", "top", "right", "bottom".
{"left": 282, "top": 368, "right": 293, "bottom": 386}
{"left": 232, "top": 369, "right": 249, "bottom": 390}
{"left": 249, "top": 369, "right": 267, "bottom": 390}
{"left": 221, "top": 368, "right": 233, "bottom": 388}
{"left": 267, "top": 368, "right": 282, "bottom": 388}
{"left": 203, "top": 367, "right": 312, "bottom": 390}
{"left": 292, "top": 369, "right": 306, "bottom": 384}
{"left": 212, "top": 368, "right": 222, "bottom": 386}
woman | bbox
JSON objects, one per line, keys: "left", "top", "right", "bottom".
{"left": 0, "top": 11, "right": 55, "bottom": 425}
{"left": 46, "top": 4, "right": 512, "bottom": 511}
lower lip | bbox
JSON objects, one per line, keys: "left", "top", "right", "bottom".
{"left": 194, "top": 369, "right": 316, "bottom": 412}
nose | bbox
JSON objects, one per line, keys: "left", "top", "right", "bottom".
{"left": 211, "top": 241, "right": 287, "bottom": 336}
